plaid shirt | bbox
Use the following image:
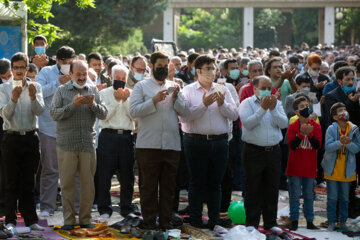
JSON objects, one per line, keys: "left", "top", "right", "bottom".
{"left": 50, "top": 81, "right": 107, "bottom": 152}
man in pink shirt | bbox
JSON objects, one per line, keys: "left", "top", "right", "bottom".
{"left": 180, "top": 55, "right": 238, "bottom": 229}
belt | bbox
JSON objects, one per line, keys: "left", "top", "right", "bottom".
{"left": 6, "top": 130, "right": 36, "bottom": 136}
{"left": 102, "top": 128, "right": 132, "bottom": 135}
{"left": 246, "top": 143, "right": 279, "bottom": 152}
{"left": 184, "top": 133, "right": 228, "bottom": 141}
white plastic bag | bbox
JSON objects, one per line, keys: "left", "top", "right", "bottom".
{"left": 224, "top": 225, "right": 266, "bottom": 240}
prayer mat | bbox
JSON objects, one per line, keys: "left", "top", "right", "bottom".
{"left": 258, "top": 226, "right": 316, "bottom": 240}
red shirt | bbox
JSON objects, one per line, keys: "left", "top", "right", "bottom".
{"left": 238, "top": 80, "right": 279, "bottom": 128}
{"left": 286, "top": 118, "right": 322, "bottom": 178}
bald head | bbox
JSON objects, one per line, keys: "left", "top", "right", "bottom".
{"left": 70, "top": 60, "right": 88, "bottom": 87}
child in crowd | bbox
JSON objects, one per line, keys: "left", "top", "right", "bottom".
{"left": 322, "top": 102, "right": 360, "bottom": 231}
{"left": 287, "top": 96, "right": 322, "bottom": 231}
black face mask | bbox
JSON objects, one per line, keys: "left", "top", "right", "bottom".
{"left": 113, "top": 80, "right": 125, "bottom": 90}
{"left": 153, "top": 67, "right": 168, "bottom": 82}
{"left": 299, "top": 107, "right": 310, "bottom": 118}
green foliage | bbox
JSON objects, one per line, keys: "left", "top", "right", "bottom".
{"left": 254, "top": 8, "right": 286, "bottom": 48}
{"left": 178, "top": 8, "right": 243, "bottom": 51}
{"left": 48, "top": 0, "right": 167, "bottom": 53}
{"left": 291, "top": 8, "right": 318, "bottom": 47}
{"left": 336, "top": 8, "right": 360, "bottom": 44}
{"left": 178, "top": 8, "right": 286, "bottom": 50}
{"left": 0, "top": 0, "right": 95, "bottom": 44}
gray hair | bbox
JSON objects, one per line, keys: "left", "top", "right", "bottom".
{"left": 320, "top": 62, "right": 329, "bottom": 69}
{"left": 247, "top": 60, "right": 263, "bottom": 71}
{"left": 111, "top": 64, "right": 129, "bottom": 80}
{"left": 171, "top": 56, "right": 181, "bottom": 62}
{"left": 88, "top": 67, "right": 98, "bottom": 79}
{"left": 218, "top": 59, "right": 227, "bottom": 71}
{"left": 253, "top": 75, "right": 271, "bottom": 87}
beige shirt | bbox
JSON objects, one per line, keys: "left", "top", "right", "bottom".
{"left": 99, "top": 86, "right": 135, "bottom": 131}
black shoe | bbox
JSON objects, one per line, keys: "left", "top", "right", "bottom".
{"left": 142, "top": 231, "right": 154, "bottom": 240}
{"left": 289, "top": 220, "right": 298, "bottom": 231}
{"left": 153, "top": 230, "right": 165, "bottom": 240}
{"left": 178, "top": 206, "right": 189, "bottom": 215}
{"left": 80, "top": 224, "right": 95, "bottom": 229}
{"left": 279, "top": 232, "right": 292, "bottom": 240}
{"left": 61, "top": 225, "right": 74, "bottom": 231}
{"left": 219, "top": 218, "right": 232, "bottom": 228}
{"left": 171, "top": 212, "right": 183, "bottom": 227}
{"left": 266, "top": 233, "right": 282, "bottom": 240}
{"left": 0, "top": 224, "right": 12, "bottom": 238}
{"left": 306, "top": 222, "right": 319, "bottom": 230}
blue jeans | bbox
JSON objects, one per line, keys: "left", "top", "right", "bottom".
{"left": 326, "top": 180, "right": 350, "bottom": 223}
{"left": 288, "top": 176, "right": 315, "bottom": 222}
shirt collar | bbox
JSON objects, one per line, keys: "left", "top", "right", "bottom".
{"left": 195, "top": 81, "right": 215, "bottom": 91}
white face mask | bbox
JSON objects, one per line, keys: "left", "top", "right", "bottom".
{"left": 60, "top": 64, "right": 70, "bottom": 75}
{"left": 309, "top": 69, "right": 318, "bottom": 78}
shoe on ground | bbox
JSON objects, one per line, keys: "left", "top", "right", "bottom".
{"left": 340, "top": 222, "right": 351, "bottom": 231}
{"left": 30, "top": 223, "right": 45, "bottom": 231}
{"left": 39, "top": 211, "right": 50, "bottom": 217}
{"left": 80, "top": 224, "right": 95, "bottom": 229}
{"left": 98, "top": 213, "right": 110, "bottom": 223}
{"left": 327, "top": 222, "right": 336, "bottom": 231}
{"left": 171, "top": 212, "right": 183, "bottom": 227}
{"left": 153, "top": 230, "right": 165, "bottom": 240}
{"left": 306, "top": 221, "right": 319, "bottom": 230}
{"left": 0, "top": 223, "right": 12, "bottom": 238}
{"left": 289, "top": 220, "right": 298, "bottom": 231}
{"left": 61, "top": 225, "right": 74, "bottom": 231}
{"left": 317, "top": 182, "right": 326, "bottom": 188}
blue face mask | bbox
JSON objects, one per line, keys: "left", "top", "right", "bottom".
{"left": 134, "top": 72, "right": 145, "bottom": 81}
{"left": 229, "top": 69, "right": 240, "bottom": 80}
{"left": 72, "top": 81, "right": 86, "bottom": 89}
{"left": 176, "top": 70, "right": 180, "bottom": 75}
{"left": 242, "top": 70, "right": 249, "bottom": 77}
{"left": 190, "top": 67, "right": 196, "bottom": 76}
{"left": 342, "top": 85, "right": 354, "bottom": 93}
{"left": 35, "top": 46, "right": 46, "bottom": 56}
{"left": 298, "top": 64, "right": 303, "bottom": 71}
{"left": 258, "top": 89, "right": 271, "bottom": 99}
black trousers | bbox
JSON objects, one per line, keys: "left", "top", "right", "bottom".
{"left": 242, "top": 143, "right": 281, "bottom": 229}
{"left": 0, "top": 147, "right": 4, "bottom": 216}
{"left": 2, "top": 131, "right": 40, "bottom": 226}
{"left": 96, "top": 130, "right": 135, "bottom": 217}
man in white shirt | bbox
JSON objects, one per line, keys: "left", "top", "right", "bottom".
{"left": 96, "top": 65, "right": 136, "bottom": 221}
{"left": 180, "top": 55, "right": 238, "bottom": 229}
{"left": 238, "top": 75, "right": 288, "bottom": 230}
{"left": 0, "top": 52, "right": 45, "bottom": 230}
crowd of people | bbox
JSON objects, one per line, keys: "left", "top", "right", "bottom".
{"left": 0, "top": 34, "right": 360, "bottom": 236}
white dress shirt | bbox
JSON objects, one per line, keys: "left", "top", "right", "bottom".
{"left": 180, "top": 81, "right": 238, "bottom": 135}
{"left": 99, "top": 86, "right": 135, "bottom": 131}
{"left": 0, "top": 81, "right": 44, "bottom": 131}
{"left": 239, "top": 95, "right": 288, "bottom": 147}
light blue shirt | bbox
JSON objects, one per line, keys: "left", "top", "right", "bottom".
{"left": 239, "top": 95, "right": 288, "bottom": 147}
{"left": 36, "top": 64, "right": 61, "bottom": 137}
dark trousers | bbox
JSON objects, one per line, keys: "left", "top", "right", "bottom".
{"left": 172, "top": 147, "right": 188, "bottom": 212}
{"left": 221, "top": 133, "right": 240, "bottom": 212}
{"left": 183, "top": 135, "right": 229, "bottom": 227}
{"left": 2, "top": 132, "right": 40, "bottom": 226}
{"left": 96, "top": 130, "right": 135, "bottom": 217}
{"left": 0, "top": 148, "right": 4, "bottom": 216}
{"left": 136, "top": 148, "right": 179, "bottom": 229}
{"left": 232, "top": 129, "right": 245, "bottom": 191}
{"left": 242, "top": 143, "right": 281, "bottom": 229}
{"left": 280, "top": 129, "right": 289, "bottom": 190}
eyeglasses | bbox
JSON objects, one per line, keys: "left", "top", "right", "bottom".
{"left": 12, "top": 66, "right": 27, "bottom": 71}
{"left": 134, "top": 68, "right": 146, "bottom": 74}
